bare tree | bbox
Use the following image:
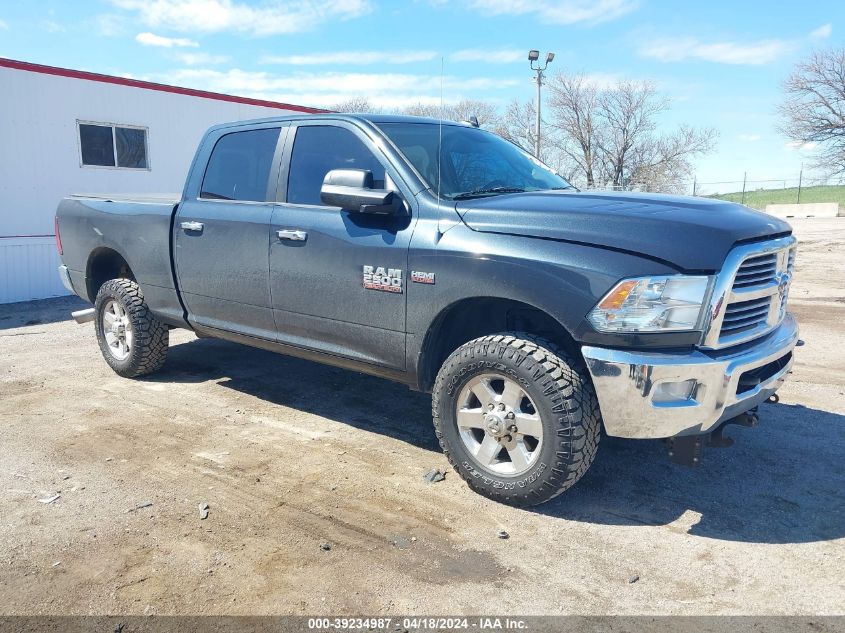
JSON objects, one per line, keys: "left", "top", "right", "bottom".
{"left": 494, "top": 99, "right": 537, "bottom": 154}
{"left": 596, "top": 80, "right": 670, "bottom": 188}
{"left": 493, "top": 99, "right": 580, "bottom": 181}
{"left": 779, "top": 48, "right": 845, "bottom": 175}
{"left": 400, "top": 102, "right": 442, "bottom": 118}
{"left": 330, "top": 97, "right": 381, "bottom": 113}
{"left": 401, "top": 99, "right": 499, "bottom": 127}
{"left": 449, "top": 99, "right": 500, "bottom": 127}
{"left": 546, "top": 74, "right": 600, "bottom": 187}
{"left": 491, "top": 100, "right": 565, "bottom": 170}
{"left": 626, "top": 125, "right": 716, "bottom": 193}
{"left": 540, "top": 74, "right": 715, "bottom": 191}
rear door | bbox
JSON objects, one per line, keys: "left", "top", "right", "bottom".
{"left": 268, "top": 121, "right": 416, "bottom": 369}
{"left": 175, "top": 124, "right": 287, "bottom": 340}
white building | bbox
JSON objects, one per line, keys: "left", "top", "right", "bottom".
{"left": 0, "top": 58, "right": 318, "bottom": 304}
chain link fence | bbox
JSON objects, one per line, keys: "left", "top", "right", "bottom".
{"left": 692, "top": 175, "right": 842, "bottom": 198}
{"left": 581, "top": 172, "right": 845, "bottom": 210}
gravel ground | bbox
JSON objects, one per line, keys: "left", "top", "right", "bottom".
{"left": 0, "top": 218, "right": 843, "bottom": 615}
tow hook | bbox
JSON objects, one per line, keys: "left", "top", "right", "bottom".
{"left": 668, "top": 406, "right": 761, "bottom": 467}
{"left": 707, "top": 425, "right": 734, "bottom": 448}
{"left": 728, "top": 407, "right": 759, "bottom": 428}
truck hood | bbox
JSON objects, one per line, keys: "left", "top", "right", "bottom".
{"left": 455, "top": 190, "right": 791, "bottom": 271}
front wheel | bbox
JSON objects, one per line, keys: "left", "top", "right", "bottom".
{"left": 432, "top": 333, "right": 601, "bottom": 506}
{"left": 94, "top": 278, "right": 169, "bottom": 378}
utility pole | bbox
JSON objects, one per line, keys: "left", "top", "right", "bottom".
{"left": 797, "top": 163, "right": 803, "bottom": 203}
{"left": 528, "top": 50, "right": 554, "bottom": 159}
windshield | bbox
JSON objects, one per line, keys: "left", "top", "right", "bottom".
{"left": 376, "top": 122, "right": 572, "bottom": 200}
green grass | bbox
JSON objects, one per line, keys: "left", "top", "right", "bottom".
{"left": 708, "top": 184, "right": 845, "bottom": 210}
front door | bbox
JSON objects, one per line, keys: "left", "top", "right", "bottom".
{"left": 269, "top": 122, "right": 416, "bottom": 369}
{"left": 175, "top": 125, "right": 285, "bottom": 340}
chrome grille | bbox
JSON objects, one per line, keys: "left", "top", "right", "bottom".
{"left": 732, "top": 253, "right": 777, "bottom": 289}
{"left": 720, "top": 296, "right": 772, "bottom": 336}
{"left": 701, "top": 235, "right": 797, "bottom": 350}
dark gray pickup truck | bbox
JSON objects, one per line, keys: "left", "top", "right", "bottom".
{"left": 56, "top": 114, "right": 799, "bottom": 506}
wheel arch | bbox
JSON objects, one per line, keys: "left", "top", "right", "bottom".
{"left": 416, "top": 296, "right": 581, "bottom": 392}
{"left": 86, "top": 247, "right": 135, "bottom": 302}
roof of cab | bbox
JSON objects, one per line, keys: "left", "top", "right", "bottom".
{"left": 206, "top": 112, "right": 466, "bottom": 133}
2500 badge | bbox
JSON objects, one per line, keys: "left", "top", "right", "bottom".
{"left": 363, "top": 265, "right": 403, "bottom": 293}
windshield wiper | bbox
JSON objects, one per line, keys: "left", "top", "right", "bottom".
{"left": 452, "top": 187, "right": 526, "bottom": 200}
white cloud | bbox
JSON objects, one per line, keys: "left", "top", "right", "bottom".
{"left": 175, "top": 52, "right": 230, "bottom": 65}
{"left": 465, "top": 0, "right": 638, "bottom": 25}
{"left": 639, "top": 37, "right": 790, "bottom": 65}
{"left": 154, "top": 67, "right": 518, "bottom": 108}
{"left": 785, "top": 140, "right": 818, "bottom": 151}
{"left": 282, "top": 92, "right": 448, "bottom": 110}
{"left": 164, "top": 68, "right": 515, "bottom": 94}
{"left": 261, "top": 50, "right": 437, "bottom": 66}
{"left": 136, "top": 31, "right": 198, "bottom": 47}
{"left": 260, "top": 48, "right": 531, "bottom": 66}
{"left": 580, "top": 72, "right": 622, "bottom": 88}
{"left": 94, "top": 14, "right": 127, "bottom": 36}
{"left": 738, "top": 134, "right": 761, "bottom": 142}
{"left": 809, "top": 23, "right": 832, "bottom": 40}
{"left": 450, "top": 49, "right": 525, "bottom": 63}
{"left": 109, "top": 0, "right": 372, "bottom": 36}
{"left": 0, "top": 19, "right": 8, "bottom": 30}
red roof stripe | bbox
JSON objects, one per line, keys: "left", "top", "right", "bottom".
{"left": 0, "top": 57, "right": 325, "bottom": 114}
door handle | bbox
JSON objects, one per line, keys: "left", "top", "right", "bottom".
{"left": 277, "top": 229, "right": 308, "bottom": 242}
{"left": 180, "top": 221, "right": 204, "bottom": 232}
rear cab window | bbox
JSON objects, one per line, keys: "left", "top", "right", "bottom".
{"left": 201, "top": 128, "right": 281, "bottom": 202}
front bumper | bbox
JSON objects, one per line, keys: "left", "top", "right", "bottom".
{"left": 581, "top": 313, "right": 798, "bottom": 439}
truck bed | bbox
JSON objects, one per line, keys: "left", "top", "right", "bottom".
{"left": 57, "top": 194, "right": 186, "bottom": 327}
{"left": 70, "top": 193, "right": 181, "bottom": 204}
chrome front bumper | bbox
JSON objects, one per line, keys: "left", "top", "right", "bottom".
{"left": 581, "top": 314, "right": 798, "bottom": 439}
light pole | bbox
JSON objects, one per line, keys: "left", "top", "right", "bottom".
{"left": 529, "top": 50, "right": 554, "bottom": 159}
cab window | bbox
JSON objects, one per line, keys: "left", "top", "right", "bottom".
{"left": 286, "top": 126, "right": 385, "bottom": 206}
{"left": 201, "top": 128, "right": 280, "bottom": 202}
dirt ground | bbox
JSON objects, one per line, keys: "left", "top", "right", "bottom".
{"left": 0, "top": 218, "right": 843, "bottom": 616}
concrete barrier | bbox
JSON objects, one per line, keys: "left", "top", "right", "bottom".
{"left": 765, "top": 202, "right": 840, "bottom": 218}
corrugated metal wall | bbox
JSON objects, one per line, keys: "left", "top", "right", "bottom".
{"left": 0, "top": 62, "right": 306, "bottom": 304}
{"left": 0, "top": 237, "right": 67, "bottom": 304}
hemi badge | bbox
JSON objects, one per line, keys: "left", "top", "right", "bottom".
{"left": 411, "top": 271, "right": 435, "bottom": 285}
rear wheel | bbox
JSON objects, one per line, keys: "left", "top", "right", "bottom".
{"left": 94, "top": 279, "right": 168, "bottom": 378}
{"left": 432, "top": 333, "right": 601, "bottom": 506}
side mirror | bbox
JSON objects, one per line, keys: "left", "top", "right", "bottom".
{"left": 320, "top": 169, "right": 402, "bottom": 215}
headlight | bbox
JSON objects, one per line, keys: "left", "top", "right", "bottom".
{"left": 588, "top": 275, "right": 712, "bottom": 333}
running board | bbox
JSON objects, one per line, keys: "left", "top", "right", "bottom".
{"left": 71, "top": 308, "right": 96, "bottom": 324}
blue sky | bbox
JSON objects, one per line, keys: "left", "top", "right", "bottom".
{"left": 0, "top": 0, "right": 842, "bottom": 188}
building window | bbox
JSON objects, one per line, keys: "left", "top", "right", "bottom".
{"left": 78, "top": 121, "right": 149, "bottom": 169}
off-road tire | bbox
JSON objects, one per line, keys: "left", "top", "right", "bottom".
{"left": 94, "top": 279, "right": 169, "bottom": 378}
{"left": 432, "top": 333, "right": 601, "bottom": 506}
